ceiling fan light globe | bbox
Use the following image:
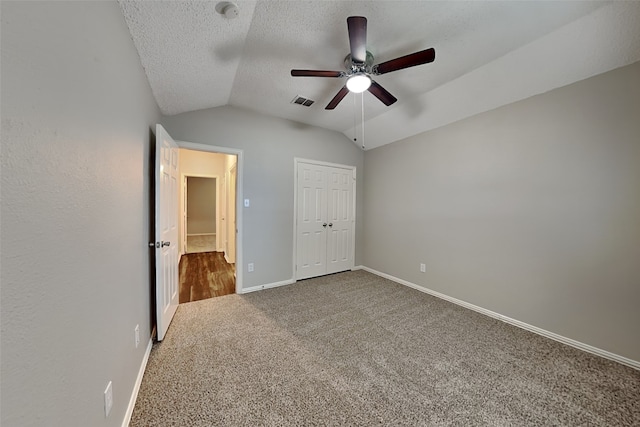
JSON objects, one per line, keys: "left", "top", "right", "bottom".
{"left": 346, "top": 74, "right": 371, "bottom": 93}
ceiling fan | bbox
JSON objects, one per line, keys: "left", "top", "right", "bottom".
{"left": 291, "top": 16, "right": 436, "bottom": 110}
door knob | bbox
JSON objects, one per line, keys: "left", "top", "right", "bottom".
{"left": 322, "top": 223, "right": 327, "bottom": 228}
{"left": 162, "top": 241, "right": 170, "bottom": 247}
{"left": 328, "top": 223, "right": 333, "bottom": 227}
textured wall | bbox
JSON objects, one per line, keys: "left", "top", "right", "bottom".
{"left": 1, "top": 2, "right": 160, "bottom": 425}
{"left": 363, "top": 61, "right": 640, "bottom": 362}
{"left": 162, "top": 106, "right": 364, "bottom": 288}
{"left": 180, "top": 148, "right": 227, "bottom": 176}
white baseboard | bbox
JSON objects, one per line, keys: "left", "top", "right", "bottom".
{"left": 122, "top": 338, "right": 153, "bottom": 427}
{"left": 358, "top": 266, "right": 640, "bottom": 371}
{"left": 239, "top": 278, "right": 296, "bottom": 294}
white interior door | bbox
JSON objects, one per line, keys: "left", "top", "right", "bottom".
{"left": 220, "top": 175, "right": 227, "bottom": 253}
{"left": 155, "top": 124, "right": 179, "bottom": 341}
{"left": 326, "top": 167, "right": 354, "bottom": 274}
{"left": 295, "top": 161, "right": 355, "bottom": 280}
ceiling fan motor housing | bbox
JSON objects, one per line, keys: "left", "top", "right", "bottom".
{"left": 344, "top": 51, "right": 375, "bottom": 76}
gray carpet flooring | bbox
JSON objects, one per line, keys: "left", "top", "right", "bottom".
{"left": 131, "top": 270, "right": 640, "bottom": 426}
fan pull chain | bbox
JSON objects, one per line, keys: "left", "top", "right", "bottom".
{"left": 353, "top": 92, "right": 357, "bottom": 144}
{"left": 360, "top": 92, "right": 365, "bottom": 150}
{"left": 351, "top": 92, "right": 365, "bottom": 150}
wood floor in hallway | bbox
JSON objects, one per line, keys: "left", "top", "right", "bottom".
{"left": 179, "top": 252, "right": 235, "bottom": 303}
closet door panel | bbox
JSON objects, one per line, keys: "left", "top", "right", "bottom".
{"left": 296, "top": 163, "right": 328, "bottom": 279}
{"left": 326, "top": 167, "right": 353, "bottom": 274}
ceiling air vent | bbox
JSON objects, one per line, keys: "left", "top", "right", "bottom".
{"left": 291, "top": 95, "right": 315, "bottom": 107}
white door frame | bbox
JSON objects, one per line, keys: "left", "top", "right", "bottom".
{"left": 181, "top": 173, "right": 220, "bottom": 254}
{"left": 178, "top": 141, "right": 244, "bottom": 293}
{"left": 293, "top": 158, "right": 356, "bottom": 280}
{"left": 226, "top": 163, "right": 237, "bottom": 264}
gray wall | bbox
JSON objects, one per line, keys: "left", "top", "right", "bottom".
{"left": 363, "top": 61, "right": 640, "bottom": 362}
{"left": 187, "top": 177, "right": 216, "bottom": 235}
{"left": 162, "top": 106, "right": 364, "bottom": 287}
{"left": 1, "top": 2, "right": 160, "bottom": 425}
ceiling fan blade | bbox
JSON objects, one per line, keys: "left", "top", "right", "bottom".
{"left": 325, "top": 86, "right": 350, "bottom": 110}
{"left": 291, "top": 70, "right": 343, "bottom": 77}
{"left": 368, "top": 81, "right": 397, "bottom": 106}
{"left": 347, "top": 16, "right": 367, "bottom": 63}
{"left": 374, "top": 48, "right": 436, "bottom": 75}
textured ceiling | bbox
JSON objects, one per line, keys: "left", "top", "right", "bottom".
{"left": 119, "top": 1, "right": 640, "bottom": 149}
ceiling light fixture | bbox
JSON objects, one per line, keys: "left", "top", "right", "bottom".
{"left": 346, "top": 73, "right": 371, "bottom": 93}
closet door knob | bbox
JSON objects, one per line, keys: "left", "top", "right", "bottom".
{"left": 322, "top": 223, "right": 328, "bottom": 228}
{"left": 328, "top": 223, "right": 333, "bottom": 227}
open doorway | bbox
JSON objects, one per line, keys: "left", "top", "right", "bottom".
{"left": 184, "top": 176, "right": 218, "bottom": 254}
{"left": 178, "top": 148, "right": 238, "bottom": 303}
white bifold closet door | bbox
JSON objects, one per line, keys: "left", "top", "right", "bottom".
{"left": 296, "top": 161, "right": 355, "bottom": 280}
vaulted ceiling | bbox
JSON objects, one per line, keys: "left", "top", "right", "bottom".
{"left": 119, "top": 1, "right": 640, "bottom": 149}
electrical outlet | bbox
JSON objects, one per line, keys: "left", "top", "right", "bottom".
{"left": 104, "top": 381, "right": 113, "bottom": 417}
{"left": 248, "top": 263, "right": 254, "bottom": 272}
{"left": 420, "top": 263, "right": 426, "bottom": 273}
{"left": 134, "top": 324, "right": 140, "bottom": 348}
